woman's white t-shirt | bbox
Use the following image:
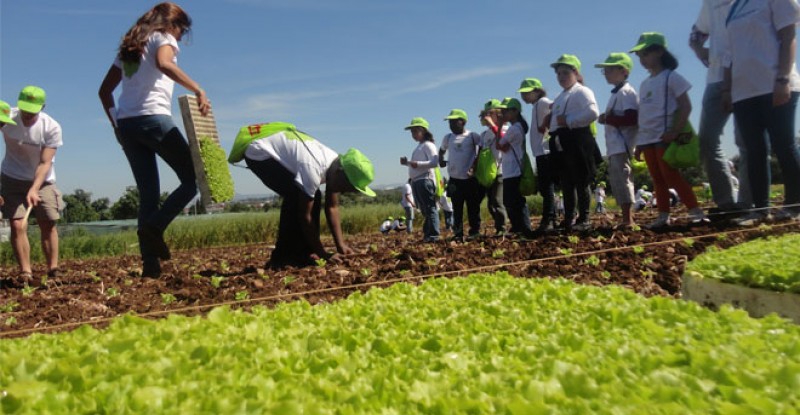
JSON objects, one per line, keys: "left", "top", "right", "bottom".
{"left": 115, "top": 32, "right": 179, "bottom": 119}
{"left": 498, "top": 122, "right": 526, "bottom": 179}
{"left": 409, "top": 141, "right": 438, "bottom": 182}
{"left": 637, "top": 70, "right": 692, "bottom": 147}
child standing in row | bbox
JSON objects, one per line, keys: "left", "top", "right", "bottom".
{"left": 479, "top": 99, "right": 508, "bottom": 235}
{"left": 630, "top": 33, "right": 708, "bottom": 228}
{"left": 401, "top": 117, "right": 440, "bottom": 242}
{"left": 548, "top": 54, "right": 600, "bottom": 232}
{"left": 439, "top": 109, "right": 482, "bottom": 241}
{"left": 595, "top": 52, "right": 639, "bottom": 228}
{"left": 518, "top": 78, "right": 556, "bottom": 234}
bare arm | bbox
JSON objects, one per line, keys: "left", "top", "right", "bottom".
{"left": 663, "top": 92, "right": 692, "bottom": 143}
{"left": 324, "top": 191, "right": 352, "bottom": 256}
{"left": 298, "top": 196, "right": 327, "bottom": 259}
{"left": 774, "top": 24, "right": 796, "bottom": 107}
{"left": 26, "top": 147, "right": 57, "bottom": 208}
{"left": 156, "top": 44, "right": 211, "bottom": 116}
{"left": 98, "top": 64, "right": 122, "bottom": 128}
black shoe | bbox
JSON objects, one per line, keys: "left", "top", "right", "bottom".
{"left": 138, "top": 225, "right": 171, "bottom": 260}
{"left": 535, "top": 219, "right": 555, "bottom": 234}
{"left": 142, "top": 258, "right": 162, "bottom": 278}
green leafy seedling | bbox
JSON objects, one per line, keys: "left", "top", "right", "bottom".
{"left": 492, "top": 249, "right": 505, "bottom": 259}
{"left": 0, "top": 301, "right": 19, "bottom": 313}
{"left": 106, "top": 287, "right": 120, "bottom": 298}
{"left": 632, "top": 246, "right": 645, "bottom": 254}
{"left": 22, "top": 285, "right": 36, "bottom": 297}
{"left": 4, "top": 316, "right": 17, "bottom": 326}
{"left": 210, "top": 276, "right": 224, "bottom": 288}
{"left": 642, "top": 257, "right": 654, "bottom": 266}
{"left": 235, "top": 291, "right": 250, "bottom": 301}
{"left": 683, "top": 238, "right": 695, "bottom": 248}
{"left": 584, "top": 255, "right": 600, "bottom": 266}
{"left": 568, "top": 235, "right": 579, "bottom": 244}
{"left": 559, "top": 248, "right": 573, "bottom": 256}
{"left": 283, "top": 275, "right": 297, "bottom": 285}
{"left": 160, "top": 293, "right": 177, "bottom": 305}
{"left": 315, "top": 258, "right": 327, "bottom": 268}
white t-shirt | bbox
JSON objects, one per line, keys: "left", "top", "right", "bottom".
{"left": 400, "top": 183, "right": 415, "bottom": 208}
{"left": 244, "top": 131, "right": 339, "bottom": 198}
{"left": 529, "top": 97, "right": 553, "bottom": 157}
{"left": 115, "top": 31, "right": 179, "bottom": 119}
{"left": 498, "top": 122, "right": 526, "bottom": 179}
{"left": 440, "top": 130, "right": 481, "bottom": 180}
{"left": 409, "top": 141, "right": 438, "bottom": 182}
{"left": 724, "top": 0, "right": 800, "bottom": 103}
{"left": 695, "top": 0, "right": 735, "bottom": 84}
{"left": 594, "top": 187, "right": 606, "bottom": 203}
{"left": 1, "top": 109, "right": 63, "bottom": 182}
{"left": 480, "top": 125, "right": 508, "bottom": 176}
{"left": 637, "top": 70, "right": 692, "bottom": 147}
{"left": 603, "top": 82, "right": 639, "bottom": 156}
{"left": 549, "top": 83, "right": 599, "bottom": 131}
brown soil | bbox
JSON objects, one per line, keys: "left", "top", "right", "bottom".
{"left": 2, "top": 209, "right": 798, "bottom": 338}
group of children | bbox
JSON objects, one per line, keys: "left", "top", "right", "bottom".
{"left": 401, "top": 31, "right": 711, "bottom": 243}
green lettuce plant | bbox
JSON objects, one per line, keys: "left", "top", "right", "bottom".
{"left": 199, "top": 136, "right": 234, "bottom": 203}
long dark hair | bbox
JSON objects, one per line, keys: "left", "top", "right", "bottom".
{"left": 422, "top": 129, "right": 434, "bottom": 143}
{"left": 646, "top": 45, "right": 679, "bottom": 71}
{"left": 118, "top": 2, "right": 191, "bottom": 63}
{"left": 512, "top": 111, "right": 529, "bottom": 135}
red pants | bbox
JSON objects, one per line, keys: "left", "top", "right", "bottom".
{"left": 642, "top": 146, "right": 698, "bottom": 213}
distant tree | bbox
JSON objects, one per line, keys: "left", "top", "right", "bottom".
{"left": 110, "top": 186, "right": 140, "bottom": 220}
{"left": 91, "top": 198, "right": 111, "bottom": 220}
{"left": 62, "top": 189, "right": 100, "bottom": 223}
{"left": 225, "top": 201, "right": 259, "bottom": 213}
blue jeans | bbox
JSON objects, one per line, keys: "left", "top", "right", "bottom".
{"left": 118, "top": 115, "right": 197, "bottom": 259}
{"left": 403, "top": 206, "right": 414, "bottom": 233}
{"left": 485, "top": 176, "right": 507, "bottom": 232}
{"left": 698, "top": 82, "right": 743, "bottom": 209}
{"left": 411, "top": 178, "right": 440, "bottom": 241}
{"left": 733, "top": 92, "right": 800, "bottom": 210}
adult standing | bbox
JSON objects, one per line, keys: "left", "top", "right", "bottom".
{"left": 99, "top": 2, "right": 210, "bottom": 277}
{"left": 724, "top": 0, "right": 800, "bottom": 224}
{"left": 0, "top": 87, "right": 63, "bottom": 283}
{"left": 689, "top": 0, "right": 751, "bottom": 213}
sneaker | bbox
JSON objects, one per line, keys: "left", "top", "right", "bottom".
{"left": 138, "top": 225, "right": 171, "bottom": 260}
{"left": 573, "top": 221, "right": 592, "bottom": 232}
{"left": 535, "top": 219, "right": 555, "bottom": 234}
{"left": 142, "top": 258, "right": 162, "bottom": 278}
{"left": 494, "top": 229, "right": 507, "bottom": 237}
{"left": 772, "top": 208, "right": 800, "bottom": 221}
{"left": 688, "top": 207, "right": 710, "bottom": 225}
{"left": 734, "top": 211, "right": 770, "bottom": 227}
{"left": 646, "top": 213, "right": 671, "bottom": 229}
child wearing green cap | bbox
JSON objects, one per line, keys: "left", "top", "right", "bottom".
{"left": 518, "top": 78, "right": 557, "bottom": 234}
{"left": 548, "top": 54, "right": 601, "bottom": 232}
{"left": 595, "top": 52, "right": 639, "bottom": 229}
{"left": 0, "top": 87, "right": 64, "bottom": 284}
{"left": 439, "top": 109, "right": 482, "bottom": 241}
{"left": 401, "top": 117, "right": 440, "bottom": 242}
{"left": 631, "top": 32, "right": 708, "bottom": 228}
{"left": 233, "top": 122, "right": 375, "bottom": 267}
{"left": 478, "top": 99, "right": 508, "bottom": 236}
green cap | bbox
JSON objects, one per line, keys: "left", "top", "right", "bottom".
{"left": 550, "top": 54, "right": 582, "bottom": 72}
{"left": 399, "top": 216, "right": 406, "bottom": 221}
{"left": 483, "top": 99, "right": 502, "bottom": 111}
{"left": 0, "top": 100, "right": 17, "bottom": 125}
{"left": 594, "top": 52, "right": 634, "bottom": 72}
{"left": 404, "top": 117, "right": 430, "bottom": 131}
{"left": 17, "top": 85, "right": 46, "bottom": 114}
{"left": 517, "top": 78, "right": 543, "bottom": 93}
{"left": 444, "top": 109, "right": 468, "bottom": 121}
{"left": 630, "top": 32, "right": 667, "bottom": 52}
{"left": 340, "top": 148, "right": 376, "bottom": 197}
{"left": 498, "top": 97, "right": 522, "bottom": 111}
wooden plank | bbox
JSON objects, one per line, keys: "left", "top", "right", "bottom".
{"left": 179, "top": 94, "right": 220, "bottom": 207}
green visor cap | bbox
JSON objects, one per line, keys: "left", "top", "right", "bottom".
{"left": 484, "top": 99, "right": 503, "bottom": 111}
{"left": 498, "top": 97, "right": 522, "bottom": 111}
{"left": 340, "top": 148, "right": 376, "bottom": 197}
{"left": 518, "top": 78, "right": 543, "bottom": 93}
{"left": 404, "top": 117, "right": 430, "bottom": 131}
{"left": 444, "top": 109, "right": 468, "bottom": 121}
{"left": 17, "top": 85, "right": 46, "bottom": 114}
{"left": 630, "top": 32, "right": 667, "bottom": 52}
{"left": 550, "top": 54, "right": 582, "bottom": 72}
{"left": 0, "top": 100, "right": 17, "bottom": 125}
{"left": 594, "top": 52, "right": 634, "bottom": 71}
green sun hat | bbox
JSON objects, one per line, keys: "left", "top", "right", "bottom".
{"left": 340, "top": 148, "right": 376, "bottom": 197}
{"left": 0, "top": 100, "right": 17, "bottom": 125}
{"left": 594, "top": 52, "right": 634, "bottom": 72}
{"left": 517, "top": 78, "right": 543, "bottom": 93}
{"left": 404, "top": 117, "right": 430, "bottom": 131}
{"left": 444, "top": 109, "right": 468, "bottom": 121}
{"left": 17, "top": 85, "right": 46, "bottom": 114}
{"left": 484, "top": 99, "right": 503, "bottom": 111}
{"left": 630, "top": 32, "right": 667, "bottom": 53}
{"left": 550, "top": 54, "right": 582, "bottom": 72}
{"left": 498, "top": 97, "right": 522, "bottom": 111}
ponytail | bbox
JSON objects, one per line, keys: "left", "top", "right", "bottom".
{"left": 516, "top": 113, "right": 529, "bottom": 135}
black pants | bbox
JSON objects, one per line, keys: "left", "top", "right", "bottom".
{"left": 535, "top": 154, "right": 557, "bottom": 224}
{"left": 448, "top": 177, "right": 482, "bottom": 237}
{"left": 550, "top": 127, "right": 598, "bottom": 224}
{"left": 503, "top": 175, "right": 532, "bottom": 234}
{"left": 246, "top": 157, "right": 321, "bottom": 267}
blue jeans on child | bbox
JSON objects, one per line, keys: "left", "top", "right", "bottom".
{"left": 411, "top": 178, "right": 440, "bottom": 241}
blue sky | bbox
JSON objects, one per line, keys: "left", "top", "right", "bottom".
{"left": 1, "top": 0, "right": 748, "bottom": 202}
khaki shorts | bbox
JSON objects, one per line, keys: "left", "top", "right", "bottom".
{"left": 0, "top": 174, "right": 63, "bottom": 221}
{"left": 607, "top": 153, "right": 635, "bottom": 205}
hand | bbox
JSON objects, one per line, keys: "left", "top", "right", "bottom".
{"left": 467, "top": 167, "right": 474, "bottom": 177}
{"left": 439, "top": 159, "right": 447, "bottom": 168}
{"left": 0, "top": 195, "right": 4, "bottom": 207}
{"left": 556, "top": 115, "right": 567, "bottom": 127}
{"left": 634, "top": 147, "right": 643, "bottom": 161}
{"left": 661, "top": 131, "right": 679, "bottom": 144}
{"left": 26, "top": 189, "right": 41, "bottom": 209}
{"left": 338, "top": 244, "right": 355, "bottom": 256}
{"left": 196, "top": 89, "right": 211, "bottom": 117}
{"left": 400, "top": 156, "right": 408, "bottom": 166}
{"left": 409, "top": 161, "right": 418, "bottom": 168}
{"left": 721, "top": 89, "right": 733, "bottom": 114}
{"left": 598, "top": 113, "right": 606, "bottom": 124}
{"left": 773, "top": 81, "right": 791, "bottom": 107}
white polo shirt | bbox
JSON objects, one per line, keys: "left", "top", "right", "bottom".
{"left": 115, "top": 31, "right": 179, "bottom": 119}
{"left": 1, "top": 109, "right": 62, "bottom": 183}
{"left": 637, "top": 70, "right": 692, "bottom": 147}
{"left": 244, "top": 131, "right": 338, "bottom": 198}
{"left": 440, "top": 130, "right": 481, "bottom": 180}
{"left": 603, "top": 82, "right": 639, "bottom": 156}
{"left": 725, "top": 0, "right": 800, "bottom": 103}
{"left": 498, "top": 122, "right": 526, "bottom": 179}
{"left": 529, "top": 97, "right": 553, "bottom": 157}
{"left": 549, "top": 83, "right": 599, "bottom": 131}
{"left": 695, "top": 0, "right": 735, "bottom": 84}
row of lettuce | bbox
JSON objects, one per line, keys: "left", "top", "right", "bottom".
{"left": 2, "top": 260, "right": 799, "bottom": 413}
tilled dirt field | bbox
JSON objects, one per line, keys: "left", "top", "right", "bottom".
{"left": 2, "top": 210, "right": 799, "bottom": 338}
